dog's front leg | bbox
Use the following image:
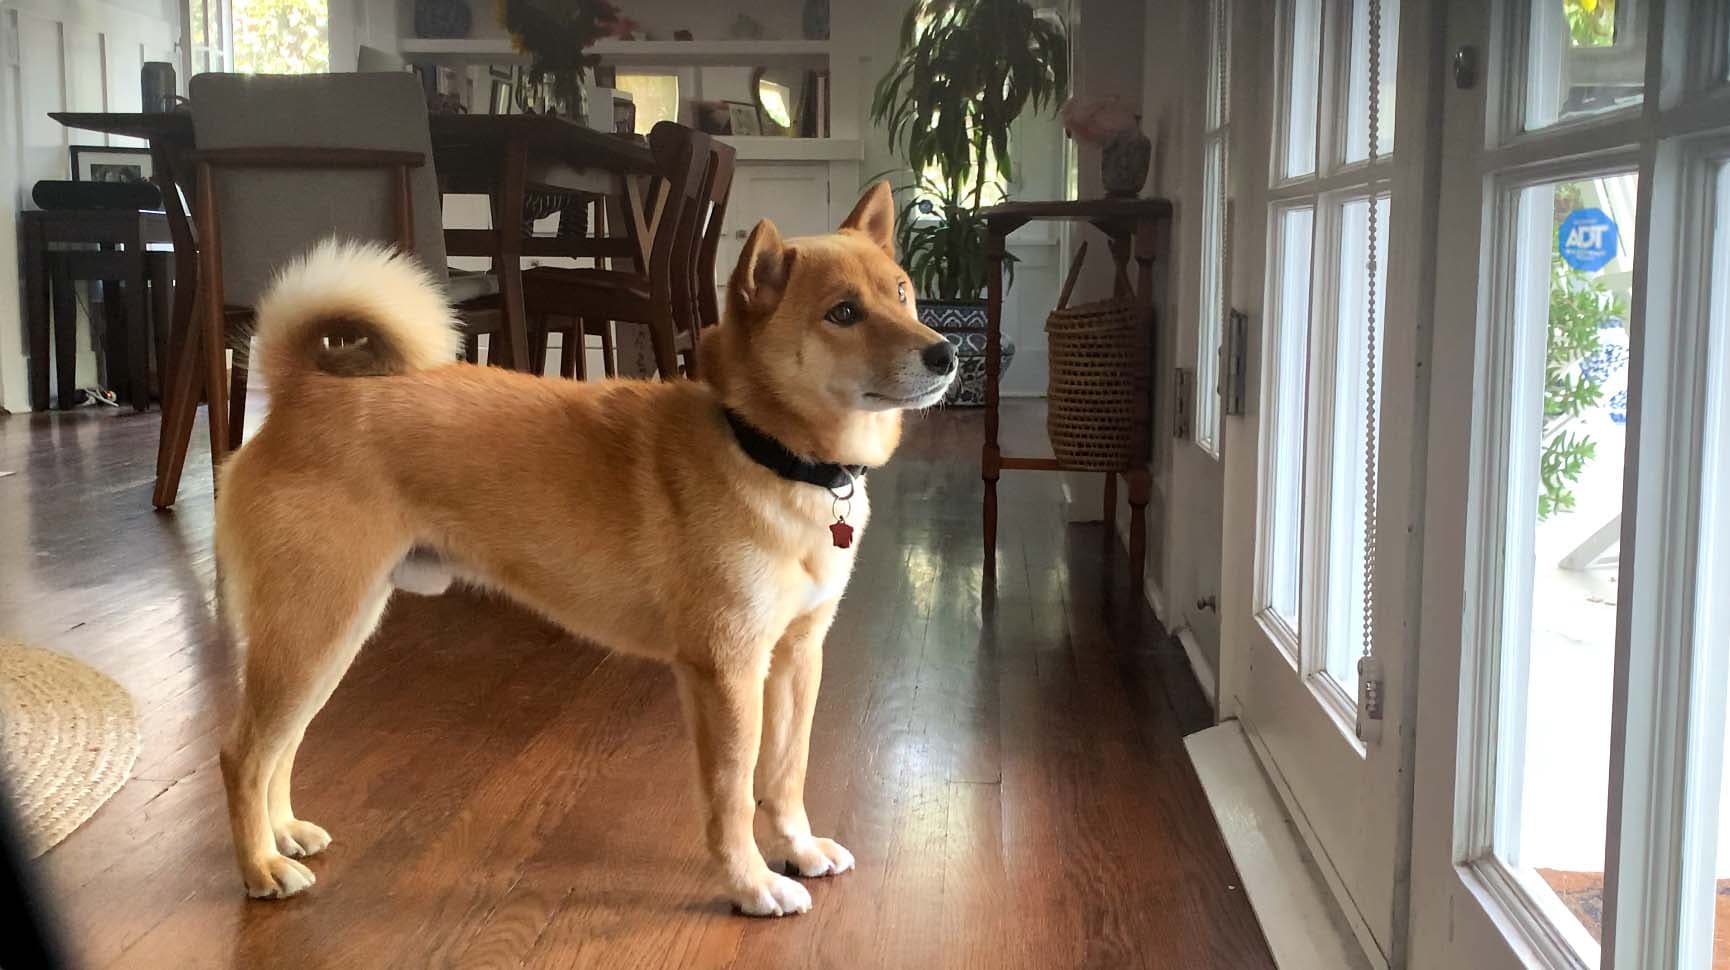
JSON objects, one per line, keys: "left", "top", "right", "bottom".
{"left": 755, "top": 604, "right": 854, "bottom": 880}
{"left": 674, "top": 658, "right": 812, "bottom": 917}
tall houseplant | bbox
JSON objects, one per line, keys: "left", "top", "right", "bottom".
{"left": 870, "top": 0, "right": 1068, "bottom": 402}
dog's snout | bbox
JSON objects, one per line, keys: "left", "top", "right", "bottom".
{"left": 921, "top": 340, "right": 957, "bottom": 375}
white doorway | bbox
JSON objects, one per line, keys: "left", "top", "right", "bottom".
{"left": 1407, "top": 0, "right": 1730, "bottom": 967}
{"left": 1215, "top": 0, "right": 1438, "bottom": 963}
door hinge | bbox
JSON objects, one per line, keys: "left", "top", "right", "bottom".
{"left": 1222, "top": 309, "right": 1249, "bottom": 417}
{"left": 1173, "top": 367, "right": 1193, "bottom": 440}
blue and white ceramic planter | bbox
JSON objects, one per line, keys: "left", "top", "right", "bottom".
{"left": 919, "top": 300, "right": 1014, "bottom": 407}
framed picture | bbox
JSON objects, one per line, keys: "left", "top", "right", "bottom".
{"left": 69, "top": 145, "right": 153, "bottom": 184}
{"left": 725, "top": 101, "right": 762, "bottom": 137}
{"left": 490, "top": 79, "right": 513, "bottom": 115}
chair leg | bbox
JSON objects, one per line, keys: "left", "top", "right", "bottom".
{"left": 464, "top": 332, "right": 480, "bottom": 364}
{"left": 647, "top": 302, "right": 678, "bottom": 380}
{"left": 51, "top": 258, "right": 79, "bottom": 409}
{"left": 228, "top": 335, "right": 250, "bottom": 452}
{"left": 153, "top": 286, "right": 204, "bottom": 510}
{"left": 154, "top": 249, "right": 200, "bottom": 508}
{"left": 24, "top": 220, "right": 51, "bottom": 411}
{"left": 599, "top": 320, "right": 616, "bottom": 378}
{"left": 530, "top": 316, "right": 549, "bottom": 376}
{"left": 124, "top": 230, "right": 151, "bottom": 411}
{"left": 572, "top": 323, "right": 588, "bottom": 381}
{"left": 558, "top": 324, "right": 577, "bottom": 379}
{"left": 149, "top": 255, "right": 174, "bottom": 403}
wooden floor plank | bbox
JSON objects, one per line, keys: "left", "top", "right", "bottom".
{"left": 0, "top": 400, "right": 1274, "bottom": 969}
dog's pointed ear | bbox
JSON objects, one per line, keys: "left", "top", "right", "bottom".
{"left": 840, "top": 181, "right": 896, "bottom": 259}
{"left": 730, "top": 219, "right": 793, "bottom": 319}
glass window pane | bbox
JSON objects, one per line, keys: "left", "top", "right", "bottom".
{"left": 1523, "top": 0, "right": 1645, "bottom": 130}
{"left": 231, "top": 0, "right": 328, "bottom": 74}
{"left": 1281, "top": 0, "right": 1321, "bottom": 179}
{"left": 1681, "top": 162, "right": 1730, "bottom": 970}
{"left": 616, "top": 74, "right": 681, "bottom": 133}
{"left": 1344, "top": 0, "right": 1399, "bottom": 162}
{"left": 1492, "top": 173, "right": 1639, "bottom": 963}
{"left": 1197, "top": 138, "right": 1228, "bottom": 453}
{"left": 1321, "top": 196, "right": 1388, "bottom": 695}
{"left": 1261, "top": 206, "right": 1314, "bottom": 637}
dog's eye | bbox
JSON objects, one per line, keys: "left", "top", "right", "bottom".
{"left": 824, "top": 301, "right": 862, "bottom": 326}
{"left": 897, "top": 281, "right": 907, "bottom": 303}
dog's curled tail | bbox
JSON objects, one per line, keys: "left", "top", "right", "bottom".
{"left": 252, "top": 238, "right": 458, "bottom": 395}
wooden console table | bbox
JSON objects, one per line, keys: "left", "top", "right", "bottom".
{"left": 980, "top": 198, "right": 1172, "bottom": 589}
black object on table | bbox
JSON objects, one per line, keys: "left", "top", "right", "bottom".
{"left": 21, "top": 208, "right": 174, "bottom": 412}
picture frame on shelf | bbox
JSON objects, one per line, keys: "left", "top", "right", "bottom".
{"left": 69, "top": 145, "right": 153, "bottom": 183}
{"left": 490, "top": 79, "right": 513, "bottom": 114}
{"left": 725, "top": 100, "right": 761, "bottom": 137}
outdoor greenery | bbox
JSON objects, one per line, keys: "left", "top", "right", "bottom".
{"left": 1564, "top": 0, "right": 1616, "bottom": 48}
{"left": 1541, "top": 255, "right": 1624, "bottom": 520}
{"left": 232, "top": 0, "right": 329, "bottom": 74}
{"left": 870, "top": 0, "right": 1067, "bottom": 300}
{"left": 887, "top": 174, "right": 1016, "bottom": 303}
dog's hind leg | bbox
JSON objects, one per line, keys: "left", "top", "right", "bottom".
{"left": 219, "top": 517, "right": 397, "bottom": 900}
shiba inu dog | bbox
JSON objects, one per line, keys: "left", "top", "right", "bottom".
{"left": 213, "top": 182, "right": 955, "bottom": 917}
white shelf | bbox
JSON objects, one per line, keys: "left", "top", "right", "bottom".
{"left": 398, "top": 38, "right": 832, "bottom": 67}
{"left": 721, "top": 137, "right": 861, "bottom": 161}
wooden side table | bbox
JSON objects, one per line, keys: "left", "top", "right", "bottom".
{"left": 980, "top": 198, "right": 1172, "bottom": 590}
{"left": 22, "top": 209, "right": 173, "bottom": 411}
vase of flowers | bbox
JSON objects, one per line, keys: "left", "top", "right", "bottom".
{"left": 1061, "top": 96, "right": 1150, "bottom": 197}
{"left": 496, "top": 0, "right": 621, "bottom": 120}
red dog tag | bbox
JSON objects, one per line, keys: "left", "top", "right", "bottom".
{"left": 829, "top": 519, "right": 854, "bottom": 549}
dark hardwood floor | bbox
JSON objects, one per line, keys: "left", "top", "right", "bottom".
{"left": 0, "top": 397, "right": 1272, "bottom": 969}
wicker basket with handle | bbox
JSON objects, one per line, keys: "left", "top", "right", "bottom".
{"left": 1044, "top": 246, "right": 1144, "bottom": 471}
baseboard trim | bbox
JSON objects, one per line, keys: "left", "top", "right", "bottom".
{"left": 1186, "top": 722, "right": 1378, "bottom": 970}
{"left": 1238, "top": 719, "right": 1391, "bottom": 970}
{"left": 1176, "top": 627, "right": 1217, "bottom": 712}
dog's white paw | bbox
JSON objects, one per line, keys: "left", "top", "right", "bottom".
{"left": 274, "top": 819, "right": 331, "bottom": 859}
{"left": 732, "top": 871, "right": 813, "bottom": 917}
{"left": 242, "top": 853, "right": 316, "bottom": 899}
{"left": 776, "top": 836, "right": 855, "bottom": 878}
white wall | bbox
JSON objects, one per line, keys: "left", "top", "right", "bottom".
{"left": 0, "top": 0, "right": 178, "bottom": 412}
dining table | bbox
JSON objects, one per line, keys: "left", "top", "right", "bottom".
{"left": 50, "top": 110, "right": 659, "bottom": 510}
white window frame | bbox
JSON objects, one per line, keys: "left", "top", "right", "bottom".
{"left": 1674, "top": 144, "right": 1730, "bottom": 970}
{"left": 1446, "top": 0, "right": 1730, "bottom": 965}
{"left": 183, "top": 0, "right": 234, "bottom": 75}
{"left": 1253, "top": 201, "right": 1316, "bottom": 658}
{"left": 1253, "top": 0, "right": 1397, "bottom": 731}
{"left": 1196, "top": 0, "right": 1232, "bottom": 456}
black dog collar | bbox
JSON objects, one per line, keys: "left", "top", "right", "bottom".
{"left": 723, "top": 408, "right": 867, "bottom": 491}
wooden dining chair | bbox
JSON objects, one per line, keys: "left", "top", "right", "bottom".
{"left": 521, "top": 122, "right": 728, "bottom": 380}
{"left": 670, "top": 134, "right": 737, "bottom": 377}
{"left": 154, "top": 72, "right": 473, "bottom": 509}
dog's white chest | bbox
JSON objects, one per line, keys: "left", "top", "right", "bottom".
{"left": 799, "top": 567, "right": 851, "bottom": 612}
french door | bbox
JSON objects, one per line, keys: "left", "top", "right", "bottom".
{"left": 1217, "top": 0, "right": 1437, "bottom": 963}
{"left": 1409, "top": 0, "right": 1730, "bottom": 967}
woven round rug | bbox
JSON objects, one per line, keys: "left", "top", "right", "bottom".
{"left": 0, "top": 642, "right": 139, "bottom": 857}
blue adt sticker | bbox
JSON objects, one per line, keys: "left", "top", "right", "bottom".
{"left": 1558, "top": 207, "right": 1618, "bottom": 272}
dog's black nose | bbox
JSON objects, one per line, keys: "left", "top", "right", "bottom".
{"left": 922, "top": 340, "right": 957, "bottom": 375}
